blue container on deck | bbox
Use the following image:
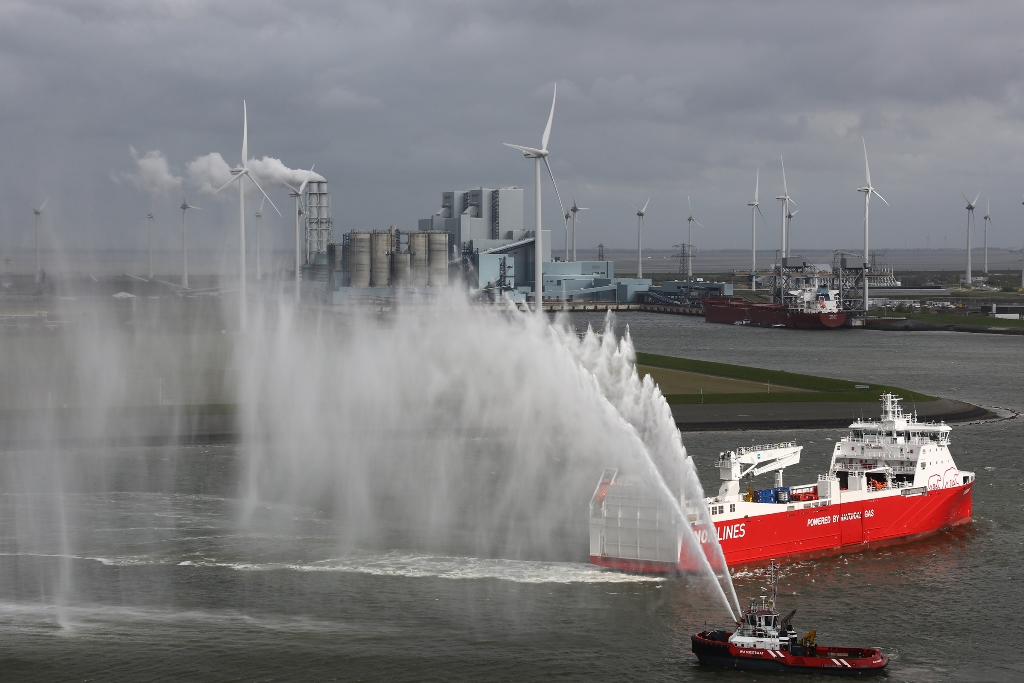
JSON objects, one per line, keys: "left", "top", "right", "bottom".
{"left": 754, "top": 487, "right": 791, "bottom": 504}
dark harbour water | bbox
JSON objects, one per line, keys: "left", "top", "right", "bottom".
{"left": 1, "top": 315, "right": 1022, "bottom": 682}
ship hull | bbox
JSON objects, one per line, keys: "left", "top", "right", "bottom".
{"left": 703, "top": 297, "right": 753, "bottom": 324}
{"left": 591, "top": 482, "right": 972, "bottom": 571}
{"left": 692, "top": 633, "right": 888, "bottom": 674}
{"left": 746, "top": 303, "right": 847, "bottom": 329}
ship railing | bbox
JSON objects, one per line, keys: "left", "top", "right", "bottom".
{"left": 734, "top": 442, "right": 797, "bottom": 456}
{"left": 817, "top": 474, "right": 838, "bottom": 481}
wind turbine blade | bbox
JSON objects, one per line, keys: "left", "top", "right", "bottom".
{"left": 299, "top": 164, "right": 315, "bottom": 193}
{"left": 863, "top": 137, "right": 871, "bottom": 186}
{"left": 973, "top": 191, "right": 980, "bottom": 207}
{"left": 961, "top": 192, "right": 971, "bottom": 206}
{"left": 872, "top": 189, "right": 889, "bottom": 206}
{"left": 259, "top": 195, "right": 266, "bottom": 213}
{"left": 790, "top": 209, "right": 799, "bottom": 217}
{"left": 756, "top": 204, "right": 769, "bottom": 230}
{"left": 542, "top": 157, "right": 566, "bottom": 221}
{"left": 245, "top": 174, "right": 283, "bottom": 217}
{"left": 642, "top": 196, "right": 651, "bottom": 214}
{"left": 283, "top": 182, "right": 300, "bottom": 194}
{"left": 754, "top": 167, "right": 759, "bottom": 204}
{"left": 189, "top": 205, "right": 203, "bottom": 210}
{"left": 242, "top": 100, "right": 248, "bottom": 167}
{"left": 694, "top": 220, "right": 705, "bottom": 229}
{"left": 781, "top": 156, "right": 788, "bottom": 196}
{"left": 212, "top": 174, "right": 242, "bottom": 195}
{"left": 503, "top": 142, "right": 544, "bottom": 156}
{"left": 630, "top": 203, "right": 640, "bottom": 213}
{"left": 541, "top": 83, "right": 556, "bottom": 151}
{"left": 38, "top": 195, "right": 51, "bottom": 212}
{"left": 687, "top": 195, "right": 692, "bottom": 215}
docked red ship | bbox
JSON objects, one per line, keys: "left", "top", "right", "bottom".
{"left": 589, "top": 394, "right": 975, "bottom": 570}
{"left": 692, "top": 560, "right": 889, "bottom": 674}
{"left": 703, "top": 282, "right": 847, "bottom": 329}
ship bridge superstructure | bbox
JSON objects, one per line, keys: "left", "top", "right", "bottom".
{"left": 829, "top": 393, "right": 972, "bottom": 494}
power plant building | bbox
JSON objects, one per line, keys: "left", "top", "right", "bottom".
{"left": 302, "top": 183, "right": 652, "bottom": 304}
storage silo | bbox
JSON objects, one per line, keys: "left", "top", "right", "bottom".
{"left": 370, "top": 230, "right": 392, "bottom": 287}
{"left": 392, "top": 252, "right": 411, "bottom": 288}
{"left": 408, "top": 231, "right": 429, "bottom": 287}
{"left": 348, "top": 231, "right": 371, "bottom": 288}
{"left": 427, "top": 231, "right": 449, "bottom": 287}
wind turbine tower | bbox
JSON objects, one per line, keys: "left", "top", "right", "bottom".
{"left": 213, "top": 101, "right": 281, "bottom": 331}
{"left": 254, "top": 197, "right": 265, "bottom": 281}
{"left": 962, "top": 192, "right": 980, "bottom": 287}
{"left": 685, "top": 196, "right": 704, "bottom": 282}
{"left": 504, "top": 84, "right": 564, "bottom": 312}
{"left": 145, "top": 211, "right": 156, "bottom": 279}
{"left": 285, "top": 166, "right": 315, "bottom": 304}
{"left": 776, "top": 158, "right": 794, "bottom": 258}
{"left": 31, "top": 196, "right": 50, "bottom": 283}
{"left": 180, "top": 195, "right": 201, "bottom": 289}
{"left": 570, "top": 196, "right": 587, "bottom": 262}
{"left": 747, "top": 169, "right": 766, "bottom": 290}
{"left": 982, "top": 197, "right": 992, "bottom": 274}
{"left": 858, "top": 139, "right": 888, "bottom": 313}
{"left": 632, "top": 198, "right": 650, "bottom": 278}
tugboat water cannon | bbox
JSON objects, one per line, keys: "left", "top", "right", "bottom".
{"left": 691, "top": 560, "right": 890, "bottom": 674}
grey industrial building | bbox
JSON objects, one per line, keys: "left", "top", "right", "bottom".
{"left": 301, "top": 183, "right": 660, "bottom": 304}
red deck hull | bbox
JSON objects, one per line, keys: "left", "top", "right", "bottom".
{"left": 591, "top": 482, "right": 973, "bottom": 571}
{"left": 748, "top": 303, "right": 847, "bottom": 329}
{"left": 703, "top": 297, "right": 754, "bottom": 324}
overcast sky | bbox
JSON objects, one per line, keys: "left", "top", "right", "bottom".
{"left": 3, "top": 0, "right": 1024, "bottom": 262}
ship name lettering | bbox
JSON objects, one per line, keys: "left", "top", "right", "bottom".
{"left": 715, "top": 523, "right": 746, "bottom": 541}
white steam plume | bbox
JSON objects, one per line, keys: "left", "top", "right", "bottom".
{"left": 186, "top": 152, "right": 233, "bottom": 196}
{"left": 113, "top": 146, "right": 183, "bottom": 198}
{"left": 248, "top": 156, "right": 325, "bottom": 188}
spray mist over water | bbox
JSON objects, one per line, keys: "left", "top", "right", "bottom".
{"left": 1, "top": 290, "right": 738, "bottom": 626}
{"left": 237, "top": 295, "right": 739, "bottom": 618}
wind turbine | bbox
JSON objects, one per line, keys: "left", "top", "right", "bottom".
{"left": 180, "top": 195, "right": 201, "bottom": 289}
{"left": 562, "top": 206, "right": 571, "bottom": 262}
{"left": 776, "top": 157, "right": 795, "bottom": 259}
{"left": 570, "top": 196, "right": 587, "bottom": 262}
{"left": 747, "top": 169, "right": 768, "bottom": 290}
{"left": 631, "top": 197, "right": 651, "bottom": 278}
{"left": 213, "top": 101, "right": 281, "bottom": 331}
{"left": 504, "top": 83, "right": 564, "bottom": 311}
{"left": 685, "top": 196, "right": 704, "bottom": 282}
{"left": 31, "top": 196, "right": 50, "bottom": 283}
{"left": 144, "top": 210, "right": 156, "bottom": 279}
{"left": 858, "top": 139, "right": 889, "bottom": 313}
{"left": 284, "top": 165, "right": 315, "bottom": 304}
{"left": 962, "top": 191, "right": 980, "bottom": 287}
{"left": 982, "top": 196, "right": 992, "bottom": 274}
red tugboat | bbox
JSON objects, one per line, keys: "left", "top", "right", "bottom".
{"left": 692, "top": 560, "right": 889, "bottom": 674}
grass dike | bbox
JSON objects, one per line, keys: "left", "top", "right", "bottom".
{"left": 635, "top": 352, "right": 993, "bottom": 430}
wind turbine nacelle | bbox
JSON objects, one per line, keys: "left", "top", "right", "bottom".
{"left": 230, "top": 168, "right": 243, "bottom": 176}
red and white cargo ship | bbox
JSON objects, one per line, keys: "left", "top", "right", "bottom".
{"left": 589, "top": 393, "right": 975, "bottom": 570}
{"left": 703, "top": 282, "right": 846, "bottom": 329}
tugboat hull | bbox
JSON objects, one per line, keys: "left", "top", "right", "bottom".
{"left": 692, "top": 632, "right": 889, "bottom": 675}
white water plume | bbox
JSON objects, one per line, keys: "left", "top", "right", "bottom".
{"left": 237, "top": 294, "right": 739, "bottom": 618}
